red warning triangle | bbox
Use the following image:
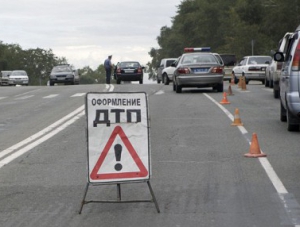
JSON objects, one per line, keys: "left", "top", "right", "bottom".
{"left": 90, "top": 125, "right": 148, "bottom": 180}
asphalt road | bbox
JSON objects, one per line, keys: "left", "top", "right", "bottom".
{"left": 0, "top": 81, "right": 300, "bottom": 227}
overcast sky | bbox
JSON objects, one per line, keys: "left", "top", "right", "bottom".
{"left": 0, "top": 0, "right": 182, "bottom": 69}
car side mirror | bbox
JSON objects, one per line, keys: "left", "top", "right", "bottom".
{"left": 274, "top": 52, "right": 284, "bottom": 62}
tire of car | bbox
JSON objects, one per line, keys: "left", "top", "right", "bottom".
{"left": 287, "top": 108, "right": 299, "bottom": 131}
{"left": 174, "top": 80, "right": 182, "bottom": 93}
{"left": 163, "top": 74, "right": 169, "bottom": 85}
{"left": 232, "top": 72, "right": 238, "bottom": 84}
{"left": 214, "top": 83, "right": 223, "bottom": 92}
{"left": 139, "top": 79, "right": 143, "bottom": 84}
{"left": 50, "top": 81, "right": 54, "bottom": 86}
{"left": 265, "top": 78, "right": 269, "bottom": 87}
{"left": 274, "top": 88, "right": 280, "bottom": 99}
{"left": 173, "top": 81, "right": 176, "bottom": 91}
{"left": 280, "top": 101, "right": 287, "bottom": 122}
{"left": 261, "top": 80, "right": 265, "bottom": 85}
{"left": 270, "top": 79, "right": 273, "bottom": 88}
{"left": 116, "top": 79, "right": 121, "bottom": 84}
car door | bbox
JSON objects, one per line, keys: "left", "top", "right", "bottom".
{"left": 280, "top": 34, "right": 296, "bottom": 109}
{"left": 234, "top": 58, "right": 246, "bottom": 77}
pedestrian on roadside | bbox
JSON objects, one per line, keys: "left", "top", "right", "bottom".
{"left": 104, "top": 55, "right": 113, "bottom": 84}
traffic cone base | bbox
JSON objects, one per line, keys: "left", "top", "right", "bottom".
{"left": 244, "top": 133, "right": 267, "bottom": 158}
{"left": 220, "top": 92, "right": 230, "bottom": 104}
{"left": 231, "top": 108, "right": 243, "bottom": 126}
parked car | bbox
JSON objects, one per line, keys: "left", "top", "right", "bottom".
{"left": 157, "top": 58, "right": 177, "bottom": 84}
{"left": 219, "top": 54, "right": 236, "bottom": 81}
{"left": 8, "top": 70, "right": 29, "bottom": 86}
{"left": 172, "top": 47, "right": 224, "bottom": 93}
{"left": 114, "top": 61, "right": 144, "bottom": 84}
{"left": 0, "top": 70, "right": 11, "bottom": 86}
{"left": 274, "top": 25, "right": 300, "bottom": 131}
{"left": 161, "top": 57, "right": 180, "bottom": 85}
{"left": 49, "top": 64, "right": 80, "bottom": 86}
{"left": 232, "top": 55, "right": 272, "bottom": 84}
{"left": 265, "top": 32, "right": 293, "bottom": 98}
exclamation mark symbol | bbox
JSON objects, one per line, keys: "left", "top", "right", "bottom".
{"left": 114, "top": 144, "right": 123, "bottom": 171}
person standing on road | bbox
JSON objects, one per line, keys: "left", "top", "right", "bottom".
{"left": 104, "top": 55, "right": 113, "bottom": 84}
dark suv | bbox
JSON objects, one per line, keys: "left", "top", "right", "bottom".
{"left": 49, "top": 64, "right": 80, "bottom": 86}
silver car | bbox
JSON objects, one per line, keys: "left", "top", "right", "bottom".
{"left": 172, "top": 47, "right": 224, "bottom": 93}
{"left": 8, "top": 70, "right": 29, "bottom": 86}
{"left": 274, "top": 25, "right": 300, "bottom": 131}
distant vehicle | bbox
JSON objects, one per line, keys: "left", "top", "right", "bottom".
{"left": 265, "top": 32, "right": 293, "bottom": 98}
{"left": 114, "top": 61, "right": 144, "bottom": 84}
{"left": 8, "top": 70, "right": 29, "bottom": 86}
{"left": 274, "top": 25, "right": 300, "bottom": 131}
{"left": 232, "top": 55, "right": 272, "bottom": 84}
{"left": 157, "top": 58, "right": 177, "bottom": 84}
{"left": 219, "top": 54, "right": 236, "bottom": 81}
{"left": 49, "top": 64, "right": 80, "bottom": 86}
{"left": 161, "top": 57, "right": 180, "bottom": 85}
{"left": 172, "top": 47, "right": 224, "bottom": 93}
{"left": 0, "top": 70, "right": 12, "bottom": 86}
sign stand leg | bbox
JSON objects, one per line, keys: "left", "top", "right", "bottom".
{"left": 79, "top": 183, "right": 89, "bottom": 214}
{"left": 117, "top": 183, "right": 121, "bottom": 201}
{"left": 78, "top": 181, "right": 160, "bottom": 214}
{"left": 147, "top": 181, "right": 160, "bottom": 213}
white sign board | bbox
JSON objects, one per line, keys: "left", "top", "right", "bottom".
{"left": 85, "top": 92, "right": 150, "bottom": 183}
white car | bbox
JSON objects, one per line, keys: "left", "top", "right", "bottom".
{"left": 8, "top": 70, "right": 29, "bottom": 86}
{"left": 232, "top": 55, "right": 272, "bottom": 84}
{"left": 161, "top": 57, "right": 180, "bottom": 85}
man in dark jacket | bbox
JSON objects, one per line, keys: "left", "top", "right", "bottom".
{"left": 104, "top": 55, "right": 112, "bottom": 84}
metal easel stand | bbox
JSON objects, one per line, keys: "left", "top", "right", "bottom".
{"left": 78, "top": 180, "right": 160, "bottom": 214}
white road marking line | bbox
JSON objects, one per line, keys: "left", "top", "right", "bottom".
{"left": 71, "top": 93, "right": 86, "bottom": 97}
{"left": 0, "top": 105, "right": 85, "bottom": 160}
{"left": 204, "top": 92, "right": 300, "bottom": 226}
{"left": 0, "top": 110, "right": 85, "bottom": 168}
{"left": 0, "top": 97, "right": 7, "bottom": 100}
{"left": 14, "top": 95, "right": 34, "bottom": 100}
{"left": 43, "top": 94, "right": 59, "bottom": 98}
{"left": 155, "top": 90, "right": 165, "bottom": 95}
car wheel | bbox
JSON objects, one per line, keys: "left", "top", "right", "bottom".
{"left": 270, "top": 79, "right": 273, "bottom": 88}
{"left": 139, "top": 79, "right": 143, "bottom": 84}
{"left": 233, "top": 72, "right": 238, "bottom": 84}
{"left": 116, "top": 79, "right": 121, "bottom": 84}
{"left": 274, "top": 88, "right": 279, "bottom": 99}
{"left": 173, "top": 81, "right": 176, "bottom": 91}
{"left": 261, "top": 80, "right": 265, "bottom": 85}
{"left": 175, "top": 84, "right": 182, "bottom": 93}
{"left": 265, "top": 78, "right": 269, "bottom": 87}
{"left": 50, "top": 82, "right": 54, "bottom": 86}
{"left": 280, "top": 101, "right": 287, "bottom": 122}
{"left": 163, "top": 74, "right": 169, "bottom": 85}
{"left": 287, "top": 109, "right": 299, "bottom": 131}
{"left": 214, "top": 83, "right": 223, "bottom": 92}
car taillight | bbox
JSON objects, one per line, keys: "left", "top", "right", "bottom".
{"left": 211, "top": 66, "right": 223, "bottom": 73}
{"left": 137, "top": 68, "right": 142, "bottom": 73}
{"left": 292, "top": 40, "right": 300, "bottom": 71}
{"left": 177, "top": 67, "right": 190, "bottom": 74}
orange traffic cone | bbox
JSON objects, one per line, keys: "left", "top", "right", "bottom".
{"left": 230, "top": 73, "right": 235, "bottom": 85}
{"left": 220, "top": 92, "right": 230, "bottom": 104}
{"left": 227, "top": 85, "right": 234, "bottom": 96}
{"left": 244, "top": 133, "right": 267, "bottom": 158}
{"left": 241, "top": 76, "right": 247, "bottom": 91}
{"left": 231, "top": 108, "right": 243, "bottom": 126}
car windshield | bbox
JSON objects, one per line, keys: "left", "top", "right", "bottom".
{"left": 12, "top": 71, "right": 27, "bottom": 75}
{"left": 248, "top": 57, "right": 272, "bottom": 65}
{"left": 52, "top": 66, "right": 72, "bottom": 72}
{"left": 182, "top": 54, "right": 218, "bottom": 64}
{"left": 120, "top": 62, "right": 140, "bottom": 68}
